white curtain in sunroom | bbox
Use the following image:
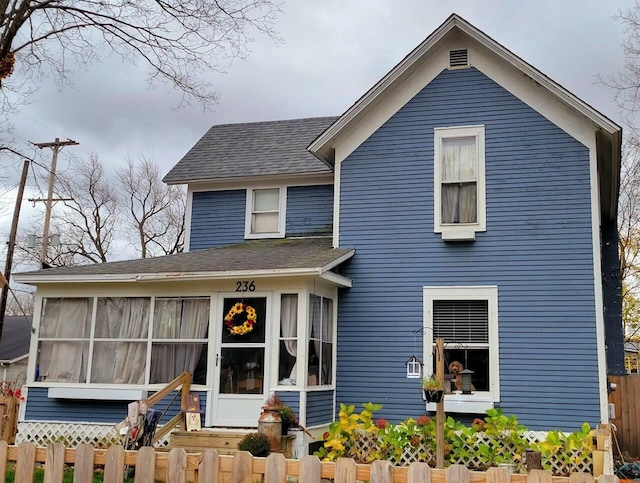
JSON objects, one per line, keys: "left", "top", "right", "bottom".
{"left": 39, "top": 298, "right": 92, "bottom": 382}
{"left": 150, "top": 298, "right": 209, "bottom": 383}
{"left": 91, "top": 297, "right": 150, "bottom": 384}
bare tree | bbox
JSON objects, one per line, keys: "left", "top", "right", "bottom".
{"left": 52, "top": 154, "right": 120, "bottom": 264}
{"left": 604, "top": 5, "right": 640, "bottom": 113}
{"left": 4, "top": 288, "right": 33, "bottom": 316}
{"left": 118, "top": 156, "right": 185, "bottom": 258}
{"left": 602, "top": 4, "right": 640, "bottom": 339}
{"left": 0, "top": 0, "right": 281, "bottom": 107}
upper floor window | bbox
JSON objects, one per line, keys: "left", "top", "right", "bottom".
{"left": 434, "top": 125, "right": 486, "bottom": 241}
{"left": 245, "top": 187, "right": 286, "bottom": 238}
{"left": 423, "top": 286, "right": 499, "bottom": 413}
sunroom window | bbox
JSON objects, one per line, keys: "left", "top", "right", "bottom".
{"left": 36, "top": 296, "right": 210, "bottom": 385}
{"left": 37, "top": 298, "right": 92, "bottom": 383}
{"left": 308, "top": 295, "right": 333, "bottom": 386}
{"left": 278, "top": 294, "right": 298, "bottom": 386}
{"left": 151, "top": 297, "right": 210, "bottom": 385}
{"left": 91, "top": 297, "right": 150, "bottom": 384}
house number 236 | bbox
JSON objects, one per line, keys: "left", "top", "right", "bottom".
{"left": 235, "top": 281, "right": 256, "bottom": 292}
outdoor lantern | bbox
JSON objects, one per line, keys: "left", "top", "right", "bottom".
{"left": 406, "top": 356, "right": 422, "bottom": 378}
{"left": 460, "top": 368, "right": 475, "bottom": 394}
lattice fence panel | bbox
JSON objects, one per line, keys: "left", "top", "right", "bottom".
{"left": 16, "top": 421, "right": 171, "bottom": 448}
{"left": 352, "top": 430, "right": 593, "bottom": 475}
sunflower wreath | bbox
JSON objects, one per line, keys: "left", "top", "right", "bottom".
{"left": 224, "top": 302, "right": 258, "bottom": 335}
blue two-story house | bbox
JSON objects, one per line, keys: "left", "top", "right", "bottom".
{"left": 14, "top": 14, "right": 622, "bottom": 444}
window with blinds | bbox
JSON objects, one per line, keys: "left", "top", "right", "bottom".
{"left": 433, "top": 299, "right": 490, "bottom": 392}
{"left": 433, "top": 300, "right": 488, "bottom": 343}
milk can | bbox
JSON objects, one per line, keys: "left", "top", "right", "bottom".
{"left": 257, "top": 405, "right": 282, "bottom": 451}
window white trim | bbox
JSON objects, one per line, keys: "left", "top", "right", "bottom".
{"left": 422, "top": 286, "right": 499, "bottom": 413}
{"left": 434, "top": 125, "right": 486, "bottom": 240}
{"left": 34, "top": 295, "right": 210, "bottom": 387}
{"left": 244, "top": 186, "right": 287, "bottom": 239}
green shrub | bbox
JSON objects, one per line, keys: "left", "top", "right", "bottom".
{"left": 238, "top": 432, "right": 271, "bottom": 457}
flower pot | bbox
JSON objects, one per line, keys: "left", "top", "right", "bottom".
{"left": 423, "top": 389, "right": 444, "bottom": 403}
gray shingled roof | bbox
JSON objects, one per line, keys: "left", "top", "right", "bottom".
{"left": 14, "top": 238, "right": 353, "bottom": 281}
{"left": 163, "top": 117, "right": 338, "bottom": 184}
{"left": 0, "top": 316, "right": 32, "bottom": 361}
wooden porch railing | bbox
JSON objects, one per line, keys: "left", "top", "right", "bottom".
{"left": 144, "top": 371, "right": 192, "bottom": 444}
{"left": 0, "top": 441, "right": 621, "bottom": 483}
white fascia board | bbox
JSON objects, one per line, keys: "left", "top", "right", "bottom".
{"left": 309, "top": 14, "right": 620, "bottom": 165}
{"left": 184, "top": 187, "right": 193, "bottom": 252}
{"left": 319, "top": 271, "right": 352, "bottom": 288}
{"left": 15, "top": 258, "right": 355, "bottom": 286}
{"left": 455, "top": 17, "right": 619, "bottom": 134}
{"left": 0, "top": 354, "right": 29, "bottom": 365}
{"left": 588, "top": 138, "right": 610, "bottom": 425}
{"left": 180, "top": 173, "right": 334, "bottom": 191}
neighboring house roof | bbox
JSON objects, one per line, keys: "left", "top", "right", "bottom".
{"left": 308, "top": 13, "right": 622, "bottom": 221}
{"left": 163, "top": 117, "right": 338, "bottom": 184}
{"left": 0, "top": 316, "right": 32, "bottom": 363}
{"left": 625, "top": 341, "right": 639, "bottom": 353}
{"left": 14, "top": 238, "right": 355, "bottom": 287}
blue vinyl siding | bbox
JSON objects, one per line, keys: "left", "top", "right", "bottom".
{"left": 275, "top": 392, "right": 300, "bottom": 416}
{"left": 24, "top": 387, "right": 207, "bottom": 424}
{"left": 286, "top": 185, "right": 333, "bottom": 236}
{"left": 190, "top": 190, "right": 246, "bottom": 249}
{"left": 336, "top": 67, "right": 599, "bottom": 431}
{"left": 306, "top": 390, "right": 334, "bottom": 427}
{"left": 190, "top": 185, "right": 333, "bottom": 249}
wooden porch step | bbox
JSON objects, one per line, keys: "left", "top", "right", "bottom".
{"left": 169, "top": 429, "right": 296, "bottom": 458}
{"left": 169, "top": 429, "right": 252, "bottom": 455}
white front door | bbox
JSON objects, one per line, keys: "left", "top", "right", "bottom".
{"left": 212, "top": 295, "right": 269, "bottom": 426}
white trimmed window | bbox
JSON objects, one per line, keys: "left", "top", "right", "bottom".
{"left": 423, "top": 286, "right": 499, "bottom": 413}
{"left": 278, "top": 293, "right": 299, "bottom": 386}
{"left": 245, "top": 187, "right": 286, "bottom": 238}
{"left": 36, "top": 296, "right": 210, "bottom": 386}
{"left": 434, "top": 125, "right": 486, "bottom": 241}
{"left": 307, "top": 294, "right": 334, "bottom": 387}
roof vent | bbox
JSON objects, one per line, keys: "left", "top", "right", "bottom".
{"left": 449, "top": 49, "right": 468, "bottom": 68}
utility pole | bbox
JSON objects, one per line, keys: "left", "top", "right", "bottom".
{"left": 34, "top": 138, "right": 78, "bottom": 268}
{"left": 0, "top": 160, "right": 30, "bottom": 343}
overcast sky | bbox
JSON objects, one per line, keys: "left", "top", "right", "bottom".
{"left": 0, "top": 0, "right": 636, "bottom": 247}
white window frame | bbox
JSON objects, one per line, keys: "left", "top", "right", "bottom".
{"left": 244, "top": 186, "right": 287, "bottom": 239}
{"left": 422, "top": 286, "right": 499, "bottom": 413}
{"left": 34, "top": 295, "right": 211, "bottom": 388}
{"left": 273, "top": 291, "right": 305, "bottom": 390}
{"left": 307, "top": 293, "right": 335, "bottom": 389}
{"left": 434, "top": 125, "right": 486, "bottom": 241}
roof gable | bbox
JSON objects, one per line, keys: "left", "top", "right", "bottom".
{"left": 308, "top": 14, "right": 621, "bottom": 219}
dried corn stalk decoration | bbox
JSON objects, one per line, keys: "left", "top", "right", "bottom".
{"left": 0, "top": 52, "right": 15, "bottom": 80}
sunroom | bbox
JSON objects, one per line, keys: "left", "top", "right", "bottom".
{"left": 14, "top": 238, "right": 354, "bottom": 429}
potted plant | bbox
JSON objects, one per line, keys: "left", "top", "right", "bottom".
{"left": 278, "top": 405, "right": 297, "bottom": 435}
{"left": 422, "top": 375, "right": 444, "bottom": 403}
{"left": 238, "top": 432, "right": 271, "bottom": 456}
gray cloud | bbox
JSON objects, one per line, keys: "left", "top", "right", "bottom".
{"left": 0, "top": 0, "right": 634, "bottom": 243}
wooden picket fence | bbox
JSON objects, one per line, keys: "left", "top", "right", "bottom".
{"left": 0, "top": 441, "right": 621, "bottom": 483}
{"left": 0, "top": 396, "right": 19, "bottom": 444}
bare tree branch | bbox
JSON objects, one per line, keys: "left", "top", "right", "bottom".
{"left": 0, "top": 0, "right": 282, "bottom": 107}
{"left": 117, "top": 155, "right": 185, "bottom": 258}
